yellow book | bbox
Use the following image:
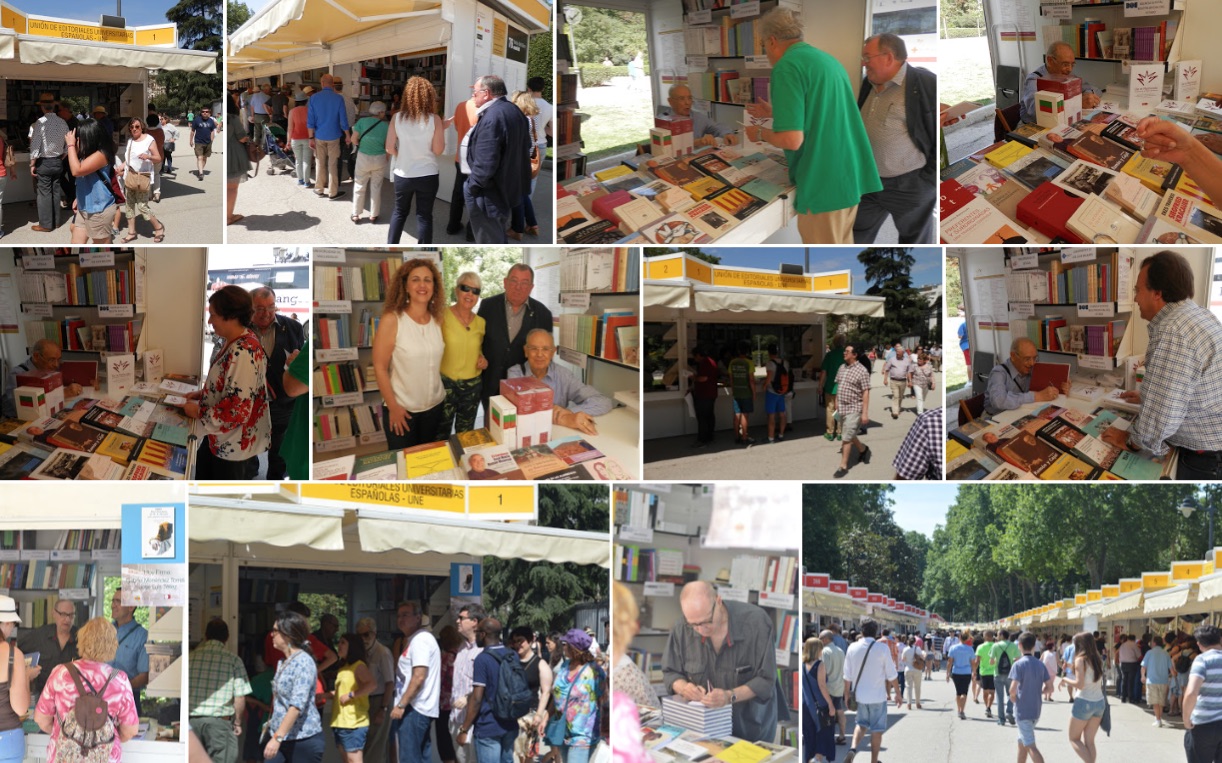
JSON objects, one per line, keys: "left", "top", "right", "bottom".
{"left": 682, "top": 176, "right": 727, "bottom": 200}
{"left": 1037, "top": 452, "right": 1094, "bottom": 480}
{"left": 593, "top": 165, "right": 635, "bottom": 182}
{"left": 714, "top": 741, "right": 772, "bottom": 763}
{"left": 1120, "top": 153, "right": 1179, "bottom": 194}
{"left": 947, "top": 438, "right": 969, "bottom": 463}
{"left": 97, "top": 432, "right": 140, "bottom": 466}
{"left": 984, "top": 141, "right": 1033, "bottom": 169}
{"left": 398, "top": 442, "right": 456, "bottom": 479}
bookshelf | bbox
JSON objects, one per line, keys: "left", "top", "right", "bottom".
{"left": 613, "top": 484, "right": 799, "bottom": 749}
{"left": 556, "top": 31, "right": 587, "bottom": 181}
{"left": 556, "top": 248, "right": 641, "bottom": 399}
{"left": 1040, "top": 1, "right": 1184, "bottom": 84}
{"left": 0, "top": 528, "right": 119, "bottom": 628}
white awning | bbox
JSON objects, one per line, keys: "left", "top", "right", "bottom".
{"left": 1199, "top": 571, "right": 1222, "bottom": 603}
{"left": 643, "top": 280, "right": 887, "bottom": 325}
{"left": 804, "top": 591, "right": 865, "bottom": 619}
{"left": 1145, "top": 584, "right": 1192, "bottom": 614}
{"left": 16, "top": 36, "right": 216, "bottom": 73}
{"left": 1101, "top": 590, "right": 1144, "bottom": 619}
{"left": 190, "top": 505, "right": 345, "bottom": 550}
{"left": 643, "top": 280, "right": 692, "bottom": 310}
{"left": 0, "top": 30, "right": 14, "bottom": 60}
{"left": 1040, "top": 608, "right": 1064, "bottom": 623}
{"left": 357, "top": 510, "right": 611, "bottom": 569}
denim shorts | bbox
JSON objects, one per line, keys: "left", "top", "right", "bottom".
{"left": 1072, "top": 696, "right": 1106, "bottom": 720}
{"left": 333, "top": 726, "right": 368, "bottom": 750}
{"left": 855, "top": 701, "right": 887, "bottom": 734}
{"left": 1016, "top": 719, "right": 1037, "bottom": 747}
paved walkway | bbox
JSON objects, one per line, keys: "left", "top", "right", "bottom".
{"left": 840, "top": 664, "right": 1183, "bottom": 762}
{"left": 643, "top": 369, "right": 942, "bottom": 480}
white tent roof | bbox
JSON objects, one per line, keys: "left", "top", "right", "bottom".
{"left": 0, "top": 32, "right": 215, "bottom": 75}
{"left": 804, "top": 590, "right": 866, "bottom": 620}
{"left": 1100, "top": 589, "right": 1144, "bottom": 620}
{"left": 1145, "top": 584, "right": 1193, "bottom": 615}
{"left": 643, "top": 279, "right": 886, "bottom": 325}
{"left": 1198, "top": 571, "right": 1222, "bottom": 603}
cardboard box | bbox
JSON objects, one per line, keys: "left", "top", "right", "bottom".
{"left": 489, "top": 395, "right": 517, "bottom": 448}
{"left": 14, "top": 386, "right": 48, "bottom": 421}
{"left": 1035, "top": 90, "right": 1067, "bottom": 129}
{"left": 672, "top": 131, "right": 695, "bottom": 156}
{"left": 15, "top": 369, "right": 63, "bottom": 394}
{"left": 1037, "top": 75, "right": 1083, "bottom": 124}
{"left": 650, "top": 128, "right": 674, "bottom": 159}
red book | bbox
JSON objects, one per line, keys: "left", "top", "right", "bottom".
{"left": 1031, "top": 362, "right": 1071, "bottom": 394}
{"left": 591, "top": 190, "right": 633, "bottom": 223}
{"left": 1017, "top": 184, "right": 1085, "bottom": 243}
{"left": 939, "top": 179, "right": 978, "bottom": 220}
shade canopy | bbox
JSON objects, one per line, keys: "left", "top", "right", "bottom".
{"left": 643, "top": 280, "right": 887, "bottom": 325}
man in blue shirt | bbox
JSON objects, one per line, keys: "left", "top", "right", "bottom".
{"left": 1142, "top": 635, "right": 1174, "bottom": 728}
{"left": 507, "top": 329, "right": 613, "bottom": 436}
{"left": 1008, "top": 631, "right": 1053, "bottom": 762}
{"left": 1019, "top": 42, "right": 1101, "bottom": 125}
{"left": 984, "top": 338, "right": 1066, "bottom": 415}
{"left": 456, "top": 618, "right": 518, "bottom": 763}
{"left": 306, "top": 73, "right": 350, "bottom": 200}
{"left": 110, "top": 588, "right": 149, "bottom": 713}
{"left": 945, "top": 635, "right": 977, "bottom": 720}
{"left": 189, "top": 106, "right": 220, "bottom": 181}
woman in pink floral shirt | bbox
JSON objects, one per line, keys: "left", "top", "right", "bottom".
{"left": 184, "top": 285, "right": 271, "bottom": 479}
{"left": 34, "top": 618, "right": 139, "bottom": 763}
{"left": 611, "top": 583, "right": 646, "bottom": 763}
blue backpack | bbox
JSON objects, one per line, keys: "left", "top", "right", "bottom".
{"left": 488, "top": 648, "right": 534, "bottom": 722}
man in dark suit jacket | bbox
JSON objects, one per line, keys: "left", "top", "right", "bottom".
{"left": 251, "top": 287, "right": 306, "bottom": 480}
{"left": 463, "top": 75, "right": 532, "bottom": 244}
{"left": 477, "top": 263, "right": 554, "bottom": 421}
{"left": 852, "top": 33, "right": 937, "bottom": 245}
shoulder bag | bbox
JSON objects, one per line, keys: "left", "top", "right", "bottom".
{"left": 3, "top": 141, "right": 14, "bottom": 170}
{"left": 123, "top": 140, "right": 150, "bottom": 194}
{"left": 847, "top": 640, "right": 877, "bottom": 711}
{"left": 529, "top": 118, "right": 542, "bottom": 179}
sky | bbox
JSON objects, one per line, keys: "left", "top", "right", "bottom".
{"left": 25, "top": 0, "right": 181, "bottom": 21}
{"left": 889, "top": 483, "right": 961, "bottom": 540}
{"left": 700, "top": 247, "right": 944, "bottom": 295}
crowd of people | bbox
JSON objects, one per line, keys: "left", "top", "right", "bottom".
{"left": 189, "top": 601, "right": 607, "bottom": 763}
{"left": 227, "top": 73, "right": 552, "bottom": 245}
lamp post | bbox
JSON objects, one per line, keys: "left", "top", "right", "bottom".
{"left": 1178, "top": 493, "right": 1219, "bottom": 551}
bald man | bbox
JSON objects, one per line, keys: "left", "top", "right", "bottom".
{"left": 661, "top": 581, "right": 778, "bottom": 742}
{"left": 984, "top": 337, "right": 1068, "bottom": 415}
{"left": 1019, "top": 41, "right": 1101, "bottom": 124}
{"left": 659, "top": 85, "right": 739, "bottom": 148}
{"left": 3, "top": 338, "right": 85, "bottom": 418}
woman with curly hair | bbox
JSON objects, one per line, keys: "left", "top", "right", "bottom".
{"left": 385, "top": 76, "right": 445, "bottom": 245}
{"left": 372, "top": 258, "right": 446, "bottom": 449}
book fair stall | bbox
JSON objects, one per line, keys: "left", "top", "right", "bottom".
{"left": 939, "top": 0, "right": 1222, "bottom": 245}
{"left": 801, "top": 573, "right": 938, "bottom": 641}
{"left": 0, "top": 482, "right": 187, "bottom": 763}
{"left": 311, "top": 247, "right": 640, "bottom": 480}
{"left": 614, "top": 482, "right": 799, "bottom": 756}
{"left": 226, "top": 0, "right": 549, "bottom": 202}
{"left": 946, "top": 245, "right": 1214, "bottom": 481}
{"left": 188, "top": 482, "right": 611, "bottom": 763}
{"left": 641, "top": 252, "right": 885, "bottom": 443}
{"left": 0, "top": 6, "right": 217, "bottom": 206}
{"left": 0, "top": 248, "right": 212, "bottom": 480}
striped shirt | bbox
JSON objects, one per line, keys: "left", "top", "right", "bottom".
{"left": 1190, "top": 648, "right": 1222, "bottom": 726}
{"left": 893, "top": 407, "right": 944, "bottom": 480}
{"left": 834, "top": 361, "right": 871, "bottom": 414}
{"left": 861, "top": 63, "right": 924, "bottom": 178}
{"left": 1129, "top": 299, "right": 1222, "bottom": 456}
{"left": 188, "top": 639, "right": 252, "bottom": 717}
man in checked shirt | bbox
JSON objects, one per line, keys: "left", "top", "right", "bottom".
{"left": 1120, "top": 250, "right": 1222, "bottom": 479}
{"left": 833, "top": 344, "right": 873, "bottom": 478}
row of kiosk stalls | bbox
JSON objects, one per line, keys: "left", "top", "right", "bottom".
{"left": 1, "top": 482, "right": 186, "bottom": 763}
{"left": 801, "top": 573, "right": 933, "bottom": 640}
{"left": 188, "top": 483, "right": 612, "bottom": 763}
{"left": 0, "top": 7, "right": 217, "bottom": 206}
{"left": 225, "top": 0, "right": 550, "bottom": 202}
{"left": 641, "top": 253, "right": 884, "bottom": 442}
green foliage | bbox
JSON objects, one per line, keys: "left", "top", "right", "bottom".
{"left": 483, "top": 486, "right": 609, "bottom": 634}
{"left": 643, "top": 248, "right": 722, "bottom": 265}
{"left": 439, "top": 247, "right": 529, "bottom": 307}
{"left": 228, "top": 1, "right": 252, "bottom": 34}
{"left": 940, "top": 0, "right": 984, "bottom": 36}
{"left": 527, "top": 26, "right": 554, "bottom": 104}
{"left": 569, "top": 8, "right": 648, "bottom": 68}
{"left": 151, "top": 0, "right": 223, "bottom": 118}
{"left": 578, "top": 65, "right": 652, "bottom": 88}
{"left": 298, "top": 593, "right": 349, "bottom": 634}
{"left": 103, "top": 577, "right": 150, "bottom": 630}
{"left": 945, "top": 254, "right": 964, "bottom": 317}
{"left": 855, "top": 248, "right": 932, "bottom": 347}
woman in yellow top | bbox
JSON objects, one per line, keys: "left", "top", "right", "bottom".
{"left": 330, "top": 633, "right": 376, "bottom": 763}
{"left": 440, "top": 270, "right": 488, "bottom": 436}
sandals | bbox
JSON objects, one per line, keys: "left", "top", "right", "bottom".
{"left": 227, "top": 214, "right": 245, "bottom": 226}
{"left": 153, "top": 224, "right": 166, "bottom": 243}
{"left": 121, "top": 233, "right": 138, "bottom": 243}
{"left": 351, "top": 215, "right": 361, "bottom": 223}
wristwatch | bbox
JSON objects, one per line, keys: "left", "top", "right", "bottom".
{"left": 729, "top": 691, "right": 737, "bottom": 704}
{"left": 274, "top": 733, "right": 287, "bottom": 743}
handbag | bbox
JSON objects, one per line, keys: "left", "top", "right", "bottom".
{"left": 529, "top": 120, "right": 542, "bottom": 180}
{"left": 123, "top": 141, "right": 151, "bottom": 193}
{"left": 546, "top": 662, "right": 590, "bottom": 747}
{"left": 2, "top": 142, "right": 13, "bottom": 169}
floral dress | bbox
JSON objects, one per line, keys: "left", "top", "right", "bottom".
{"left": 611, "top": 691, "right": 645, "bottom": 763}
{"left": 201, "top": 330, "right": 271, "bottom": 459}
{"left": 552, "top": 659, "right": 605, "bottom": 748}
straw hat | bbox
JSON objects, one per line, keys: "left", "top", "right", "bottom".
{"left": 93, "top": 105, "right": 107, "bottom": 115}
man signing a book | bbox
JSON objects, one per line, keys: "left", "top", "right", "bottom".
{"left": 661, "top": 581, "right": 780, "bottom": 743}
{"left": 984, "top": 338, "right": 1070, "bottom": 416}
{"left": 507, "top": 329, "right": 613, "bottom": 436}
{"left": 2, "top": 339, "right": 85, "bottom": 418}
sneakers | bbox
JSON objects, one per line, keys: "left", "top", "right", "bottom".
{"left": 860, "top": 446, "right": 872, "bottom": 464}
{"left": 958, "top": 711, "right": 966, "bottom": 720}
{"left": 743, "top": 437, "right": 755, "bottom": 446}
{"left": 768, "top": 438, "right": 776, "bottom": 444}
{"left": 835, "top": 433, "right": 843, "bottom": 441}
{"left": 777, "top": 433, "right": 784, "bottom": 441}
{"left": 1153, "top": 720, "right": 1163, "bottom": 728}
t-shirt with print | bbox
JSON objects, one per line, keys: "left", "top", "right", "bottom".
{"left": 471, "top": 644, "right": 519, "bottom": 738}
{"left": 728, "top": 357, "right": 754, "bottom": 400}
{"left": 36, "top": 660, "right": 139, "bottom": 763}
{"left": 1008, "top": 655, "right": 1050, "bottom": 722}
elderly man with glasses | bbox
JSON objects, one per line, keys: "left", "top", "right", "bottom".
{"left": 478, "top": 263, "right": 554, "bottom": 424}
{"left": 661, "top": 581, "right": 780, "bottom": 743}
{"left": 249, "top": 287, "right": 305, "bottom": 480}
{"left": 355, "top": 617, "right": 396, "bottom": 763}
{"left": 984, "top": 337, "right": 1068, "bottom": 416}
{"left": 507, "top": 329, "right": 612, "bottom": 436}
{"left": 18, "top": 598, "right": 78, "bottom": 696}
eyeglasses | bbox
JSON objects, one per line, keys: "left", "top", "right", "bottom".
{"left": 254, "top": 306, "right": 278, "bottom": 314}
{"left": 861, "top": 52, "right": 888, "bottom": 63}
{"left": 687, "top": 599, "right": 718, "bottom": 629}
{"left": 524, "top": 345, "right": 554, "bottom": 354}
{"left": 457, "top": 284, "right": 481, "bottom": 296}
{"left": 473, "top": 88, "right": 489, "bottom": 95}
{"left": 54, "top": 609, "right": 75, "bottom": 618}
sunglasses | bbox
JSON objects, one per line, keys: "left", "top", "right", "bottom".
{"left": 457, "top": 284, "right": 481, "bottom": 296}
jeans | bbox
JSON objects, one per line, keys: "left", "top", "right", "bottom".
{"left": 474, "top": 728, "right": 516, "bottom": 763}
{"left": 35, "top": 156, "right": 65, "bottom": 229}
{"left": 1177, "top": 448, "right": 1222, "bottom": 480}
{"left": 0, "top": 174, "right": 6, "bottom": 231}
{"left": 1121, "top": 662, "right": 1141, "bottom": 703}
{"left": 995, "top": 674, "right": 1013, "bottom": 722}
{"left": 448, "top": 161, "right": 470, "bottom": 232}
{"left": 896, "top": 670, "right": 905, "bottom": 699}
{"left": 693, "top": 395, "right": 716, "bottom": 443}
{"left": 353, "top": 152, "right": 388, "bottom": 219}
{"left": 291, "top": 139, "right": 313, "bottom": 184}
{"left": 559, "top": 745, "right": 590, "bottom": 763}
{"left": 164, "top": 143, "right": 174, "bottom": 171}
{"left": 0, "top": 727, "right": 24, "bottom": 763}
{"left": 510, "top": 192, "right": 537, "bottom": 233}
{"left": 395, "top": 708, "right": 433, "bottom": 763}
{"left": 314, "top": 138, "right": 341, "bottom": 196}
{"left": 152, "top": 159, "right": 163, "bottom": 196}
{"left": 266, "top": 732, "right": 324, "bottom": 763}
{"left": 388, "top": 174, "right": 439, "bottom": 244}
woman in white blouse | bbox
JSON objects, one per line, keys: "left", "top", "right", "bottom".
{"left": 118, "top": 117, "right": 165, "bottom": 243}
{"left": 372, "top": 258, "right": 446, "bottom": 449}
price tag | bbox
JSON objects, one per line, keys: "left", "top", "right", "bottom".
{"left": 619, "top": 525, "right": 654, "bottom": 543}
{"left": 21, "top": 254, "right": 55, "bottom": 270}
{"left": 561, "top": 292, "right": 591, "bottom": 309}
{"left": 689, "top": 9, "right": 712, "bottom": 23}
{"left": 97, "top": 304, "right": 135, "bottom": 318}
{"left": 313, "top": 299, "right": 352, "bottom": 314}
{"left": 731, "top": 0, "right": 761, "bottom": 18}
{"left": 687, "top": 55, "right": 708, "bottom": 72}
{"left": 1078, "top": 302, "right": 1116, "bottom": 318}
{"left": 776, "top": 648, "right": 790, "bottom": 666}
{"left": 469, "top": 485, "right": 534, "bottom": 516}
{"left": 1078, "top": 354, "right": 1113, "bottom": 370}
{"left": 644, "top": 581, "right": 675, "bottom": 597}
{"left": 1124, "top": 0, "right": 1170, "bottom": 17}
{"left": 321, "top": 391, "right": 364, "bottom": 408}
{"left": 79, "top": 251, "right": 116, "bottom": 268}
{"left": 315, "top": 436, "right": 357, "bottom": 452}
{"left": 25, "top": 303, "right": 53, "bottom": 318}
{"left": 0, "top": 551, "right": 19, "bottom": 562}
{"left": 314, "top": 248, "right": 346, "bottom": 264}
{"left": 557, "top": 347, "right": 588, "bottom": 370}
{"left": 58, "top": 588, "right": 91, "bottom": 601}
{"left": 1042, "top": 2, "right": 1072, "bottom": 20}
{"left": 1010, "top": 302, "right": 1035, "bottom": 319}
{"left": 92, "top": 549, "right": 120, "bottom": 562}
{"left": 718, "top": 587, "right": 750, "bottom": 603}
{"left": 758, "top": 591, "right": 795, "bottom": 609}
{"left": 315, "top": 347, "right": 360, "bottom": 362}
{"left": 50, "top": 549, "right": 81, "bottom": 562}
{"left": 20, "top": 549, "right": 50, "bottom": 561}
{"left": 745, "top": 55, "right": 772, "bottom": 70}
{"left": 1061, "top": 247, "right": 1096, "bottom": 264}
{"left": 359, "top": 430, "right": 387, "bottom": 445}
{"left": 1011, "top": 252, "right": 1039, "bottom": 270}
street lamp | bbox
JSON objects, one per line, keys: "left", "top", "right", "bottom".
{"left": 1178, "top": 494, "right": 1219, "bottom": 551}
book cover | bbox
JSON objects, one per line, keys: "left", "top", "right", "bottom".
{"left": 0, "top": 445, "right": 46, "bottom": 480}
{"left": 1102, "top": 172, "right": 1159, "bottom": 219}
{"left": 120, "top": 462, "right": 179, "bottom": 480}
{"left": 398, "top": 441, "right": 457, "bottom": 479}
{"left": 97, "top": 432, "right": 141, "bottom": 466}
{"left": 352, "top": 451, "right": 399, "bottom": 480}
{"left": 31, "top": 449, "right": 119, "bottom": 480}
{"left": 682, "top": 176, "right": 728, "bottom": 201}
{"left": 637, "top": 214, "right": 711, "bottom": 245}
{"left": 1030, "top": 362, "right": 1070, "bottom": 393}
{"left": 613, "top": 198, "right": 665, "bottom": 232}
{"left": 1066, "top": 132, "right": 1133, "bottom": 171}
{"left": 133, "top": 439, "right": 188, "bottom": 474}
{"left": 646, "top": 157, "right": 706, "bottom": 187}
{"left": 561, "top": 219, "right": 625, "bottom": 245}
{"left": 462, "top": 445, "right": 526, "bottom": 480}
{"left": 1053, "top": 159, "right": 1119, "bottom": 200}
{"left": 940, "top": 197, "right": 1029, "bottom": 244}
{"left": 994, "top": 430, "right": 1063, "bottom": 475}
{"left": 707, "top": 186, "right": 766, "bottom": 220}
{"left": 548, "top": 436, "right": 604, "bottom": 465}
{"left": 1120, "top": 153, "right": 1182, "bottom": 194}
{"left": 1155, "top": 190, "right": 1222, "bottom": 244}
{"left": 1016, "top": 183, "right": 1086, "bottom": 243}
{"left": 509, "top": 445, "right": 570, "bottom": 479}
{"left": 1066, "top": 194, "right": 1141, "bottom": 244}
{"left": 45, "top": 421, "right": 107, "bottom": 453}
{"left": 1036, "top": 452, "right": 1097, "bottom": 480}
{"left": 983, "top": 141, "right": 1033, "bottom": 169}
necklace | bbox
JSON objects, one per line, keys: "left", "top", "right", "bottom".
{"left": 451, "top": 305, "right": 475, "bottom": 330}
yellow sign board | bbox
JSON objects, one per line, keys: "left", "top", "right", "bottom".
{"left": 811, "top": 272, "right": 852, "bottom": 293}
{"left": 468, "top": 485, "right": 535, "bottom": 518}
{"left": 300, "top": 483, "right": 466, "bottom": 514}
{"left": 1173, "top": 560, "right": 1209, "bottom": 581}
{"left": 1, "top": 5, "right": 26, "bottom": 33}
{"left": 1119, "top": 579, "right": 1141, "bottom": 593}
{"left": 28, "top": 18, "right": 133, "bottom": 44}
{"left": 1143, "top": 571, "right": 1173, "bottom": 589}
{"left": 1075, "top": 593, "right": 1088, "bottom": 605}
{"left": 492, "top": 18, "right": 507, "bottom": 57}
{"left": 646, "top": 258, "right": 685, "bottom": 280}
{"left": 686, "top": 259, "right": 713, "bottom": 285}
{"left": 1102, "top": 585, "right": 1119, "bottom": 598}
{"left": 1087, "top": 590, "right": 1102, "bottom": 602}
{"left": 135, "top": 26, "right": 176, "bottom": 46}
{"left": 712, "top": 269, "right": 810, "bottom": 292}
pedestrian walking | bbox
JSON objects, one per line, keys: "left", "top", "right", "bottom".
{"left": 1059, "top": 632, "right": 1106, "bottom": 763}
{"left": 1009, "top": 632, "right": 1054, "bottom": 763}
{"left": 992, "top": 629, "right": 1020, "bottom": 726}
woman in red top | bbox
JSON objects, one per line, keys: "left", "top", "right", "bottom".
{"left": 288, "top": 89, "right": 312, "bottom": 187}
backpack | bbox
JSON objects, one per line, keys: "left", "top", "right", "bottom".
{"left": 57, "top": 663, "right": 118, "bottom": 763}
{"left": 488, "top": 648, "right": 535, "bottom": 722}
{"left": 771, "top": 359, "right": 791, "bottom": 394}
{"left": 996, "top": 643, "right": 1014, "bottom": 676}
{"left": 1176, "top": 655, "right": 1192, "bottom": 674}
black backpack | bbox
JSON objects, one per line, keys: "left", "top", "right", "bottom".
{"left": 488, "top": 648, "right": 534, "bottom": 722}
{"left": 996, "top": 643, "right": 1014, "bottom": 676}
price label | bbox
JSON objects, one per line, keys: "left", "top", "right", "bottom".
{"left": 314, "top": 247, "right": 346, "bottom": 264}
{"left": 79, "top": 251, "right": 116, "bottom": 268}
{"left": 758, "top": 591, "right": 795, "bottom": 609}
{"left": 619, "top": 525, "right": 654, "bottom": 543}
{"left": 776, "top": 648, "right": 790, "bottom": 665}
{"left": 745, "top": 55, "right": 772, "bottom": 70}
{"left": 50, "top": 549, "right": 81, "bottom": 562}
{"left": 25, "top": 303, "right": 53, "bottom": 318}
{"left": 644, "top": 582, "right": 675, "bottom": 597}
{"left": 321, "top": 391, "right": 364, "bottom": 408}
{"left": 20, "top": 549, "right": 50, "bottom": 561}
{"left": 21, "top": 254, "right": 55, "bottom": 270}
{"left": 0, "top": 551, "right": 19, "bottom": 562}
{"left": 1010, "top": 302, "right": 1035, "bottom": 319}
{"left": 1010, "top": 252, "right": 1039, "bottom": 270}
{"left": 1078, "top": 302, "right": 1116, "bottom": 318}
{"left": 92, "top": 549, "right": 120, "bottom": 563}
{"left": 1124, "top": 0, "right": 1170, "bottom": 17}
{"left": 718, "top": 587, "right": 750, "bottom": 603}
{"left": 359, "top": 430, "right": 387, "bottom": 445}
{"left": 469, "top": 485, "right": 534, "bottom": 516}
{"left": 313, "top": 300, "right": 352, "bottom": 314}
{"left": 561, "top": 292, "right": 591, "bottom": 309}
{"left": 687, "top": 55, "right": 708, "bottom": 72}
{"left": 59, "top": 588, "right": 91, "bottom": 601}
{"left": 1078, "top": 354, "right": 1113, "bottom": 370}
{"left": 315, "top": 347, "right": 360, "bottom": 362}
{"left": 1061, "top": 247, "right": 1096, "bottom": 264}
{"left": 731, "top": 0, "right": 761, "bottom": 18}
{"left": 557, "top": 347, "right": 588, "bottom": 370}
{"left": 688, "top": 9, "right": 712, "bottom": 23}
{"left": 315, "top": 436, "right": 357, "bottom": 452}
{"left": 1042, "top": 2, "right": 1072, "bottom": 20}
{"left": 97, "top": 304, "right": 135, "bottom": 318}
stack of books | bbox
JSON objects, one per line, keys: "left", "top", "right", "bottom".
{"left": 661, "top": 696, "right": 734, "bottom": 736}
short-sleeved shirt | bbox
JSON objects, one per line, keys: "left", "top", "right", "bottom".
{"left": 976, "top": 642, "right": 996, "bottom": 676}
{"left": 843, "top": 638, "right": 897, "bottom": 705}
{"left": 552, "top": 658, "right": 604, "bottom": 746}
{"left": 834, "top": 361, "right": 871, "bottom": 414}
{"left": 768, "top": 42, "right": 881, "bottom": 215}
{"left": 471, "top": 645, "right": 519, "bottom": 738}
{"left": 947, "top": 643, "right": 976, "bottom": 675}
{"left": 1190, "top": 649, "right": 1222, "bottom": 726}
{"left": 353, "top": 116, "right": 390, "bottom": 156}
{"left": 18, "top": 624, "right": 77, "bottom": 696}
{"left": 270, "top": 649, "right": 323, "bottom": 740}
{"left": 820, "top": 348, "right": 845, "bottom": 395}
{"left": 192, "top": 116, "right": 219, "bottom": 144}
{"left": 111, "top": 620, "right": 150, "bottom": 682}
{"left": 728, "top": 357, "right": 755, "bottom": 400}
{"left": 821, "top": 643, "right": 845, "bottom": 696}
{"left": 395, "top": 629, "right": 441, "bottom": 717}
{"left": 1142, "top": 647, "right": 1172, "bottom": 685}
{"left": 991, "top": 640, "right": 1020, "bottom": 676}
{"left": 1008, "top": 655, "right": 1050, "bottom": 722}
{"left": 366, "top": 639, "right": 395, "bottom": 697}
{"left": 36, "top": 661, "right": 139, "bottom": 763}
{"left": 279, "top": 338, "right": 311, "bottom": 481}
{"left": 189, "top": 639, "right": 252, "bottom": 717}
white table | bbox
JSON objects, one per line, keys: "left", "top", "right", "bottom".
{"left": 552, "top": 404, "right": 640, "bottom": 478}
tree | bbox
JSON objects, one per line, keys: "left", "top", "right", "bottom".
{"left": 527, "top": 24, "right": 554, "bottom": 104}
{"left": 228, "top": 1, "right": 252, "bottom": 34}
{"left": 642, "top": 248, "right": 721, "bottom": 264}
{"left": 569, "top": 8, "right": 647, "bottom": 66}
{"left": 855, "top": 247, "right": 930, "bottom": 347}
{"left": 151, "top": 0, "right": 223, "bottom": 118}
{"left": 440, "top": 247, "right": 532, "bottom": 305}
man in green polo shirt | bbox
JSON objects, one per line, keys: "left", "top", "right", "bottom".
{"left": 975, "top": 630, "right": 997, "bottom": 719}
{"left": 745, "top": 7, "right": 881, "bottom": 243}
